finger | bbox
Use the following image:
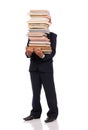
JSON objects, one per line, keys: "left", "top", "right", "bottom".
{"left": 36, "top": 48, "right": 41, "bottom": 51}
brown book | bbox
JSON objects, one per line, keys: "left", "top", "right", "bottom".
{"left": 27, "top": 21, "right": 51, "bottom": 25}
{"left": 30, "top": 10, "right": 50, "bottom": 12}
{"left": 27, "top": 46, "right": 52, "bottom": 54}
{"left": 27, "top": 32, "right": 47, "bottom": 37}
{"left": 28, "top": 44, "right": 50, "bottom": 47}
{"left": 29, "top": 46, "right": 51, "bottom": 50}
{"left": 30, "top": 10, "right": 50, "bottom": 16}
{"left": 28, "top": 24, "right": 49, "bottom": 29}
{"left": 29, "top": 36, "right": 50, "bottom": 41}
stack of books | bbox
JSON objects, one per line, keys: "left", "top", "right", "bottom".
{"left": 27, "top": 10, "right": 52, "bottom": 54}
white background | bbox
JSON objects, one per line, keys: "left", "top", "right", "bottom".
{"left": 0, "top": 0, "right": 88, "bottom": 130}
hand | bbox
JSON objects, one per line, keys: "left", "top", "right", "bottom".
{"left": 34, "top": 48, "right": 44, "bottom": 58}
{"left": 26, "top": 47, "right": 33, "bottom": 57}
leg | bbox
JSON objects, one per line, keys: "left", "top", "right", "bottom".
{"left": 40, "top": 72, "right": 58, "bottom": 118}
{"left": 30, "top": 71, "right": 42, "bottom": 118}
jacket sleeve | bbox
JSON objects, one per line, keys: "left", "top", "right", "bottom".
{"left": 25, "top": 39, "right": 31, "bottom": 58}
{"left": 42, "top": 33, "right": 57, "bottom": 62}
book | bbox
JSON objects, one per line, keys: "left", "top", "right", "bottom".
{"left": 28, "top": 23, "right": 49, "bottom": 29}
{"left": 27, "top": 46, "right": 52, "bottom": 54}
{"left": 28, "top": 44, "right": 50, "bottom": 47}
{"left": 29, "top": 36, "right": 50, "bottom": 41}
{"left": 30, "top": 10, "right": 50, "bottom": 16}
{"left": 27, "top": 10, "right": 52, "bottom": 54}
{"left": 29, "top": 29, "right": 50, "bottom": 33}
{"left": 29, "top": 41, "right": 51, "bottom": 44}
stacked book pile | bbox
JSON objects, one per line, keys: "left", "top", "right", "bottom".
{"left": 27, "top": 10, "right": 52, "bottom": 54}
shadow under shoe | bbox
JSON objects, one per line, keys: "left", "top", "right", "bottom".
{"left": 23, "top": 115, "right": 40, "bottom": 121}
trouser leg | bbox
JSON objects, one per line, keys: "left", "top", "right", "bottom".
{"left": 40, "top": 72, "right": 58, "bottom": 118}
{"left": 30, "top": 71, "right": 42, "bottom": 118}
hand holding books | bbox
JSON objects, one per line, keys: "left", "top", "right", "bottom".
{"left": 34, "top": 48, "right": 45, "bottom": 58}
{"left": 26, "top": 46, "right": 45, "bottom": 58}
{"left": 26, "top": 47, "right": 33, "bottom": 57}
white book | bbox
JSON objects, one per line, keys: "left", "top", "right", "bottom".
{"left": 29, "top": 41, "right": 51, "bottom": 44}
{"left": 29, "top": 18, "right": 49, "bottom": 22}
{"left": 29, "top": 44, "right": 51, "bottom": 46}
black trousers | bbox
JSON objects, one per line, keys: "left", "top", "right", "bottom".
{"left": 30, "top": 71, "right": 58, "bottom": 118}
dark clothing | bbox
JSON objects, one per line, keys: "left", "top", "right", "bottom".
{"left": 26, "top": 32, "right": 58, "bottom": 118}
{"left": 30, "top": 71, "right": 58, "bottom": 118}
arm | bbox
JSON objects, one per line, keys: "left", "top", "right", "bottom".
{"left": 42, "top": 32, "right": 57, "bottom": 61}
{"left": 25, "top": 32, "right": 57, "bottom": 60}
{"left": 25, "top": 39, "right": 33, "bottom": 58}
{"left": 25, "top": 39, "right": 45, "bottom": 59}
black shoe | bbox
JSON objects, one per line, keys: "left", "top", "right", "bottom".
{"left": 45, "top": 117, "right": 56, "bottom": 123}
{"left": 23, "top": 115, "right": 40, "bottom": 121}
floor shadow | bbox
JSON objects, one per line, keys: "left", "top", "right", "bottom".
{"left": 45, "top": 120, "right": 59, "bottom": 130}
{"left": 24, "top": 118, "right": 59, "bottom": 130}
{"left": 29, "top": 119, "right": 43, "bottom": 130}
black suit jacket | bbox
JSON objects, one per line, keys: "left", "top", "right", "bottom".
{"left": 26, "top": 32, "right": 57, "bottom": 72}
